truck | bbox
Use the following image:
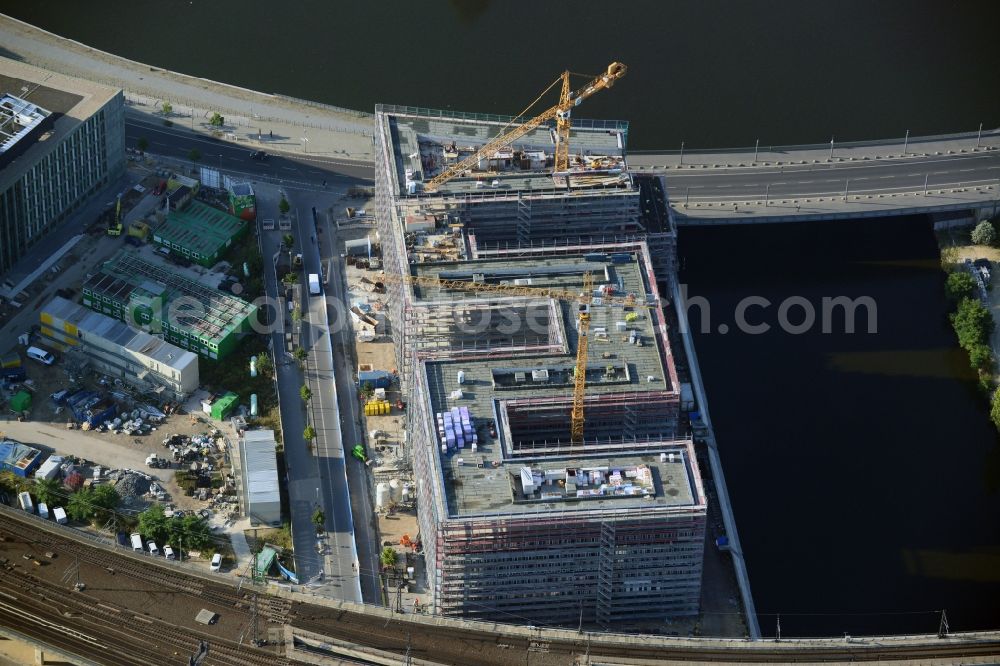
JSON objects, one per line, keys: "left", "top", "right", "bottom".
{"left": 17, "top": 491, "right": 34, "bottom": 513}
{"left": 308, "top": 273, "right": 321, "bottom": 296}
{"left": 145, "top": 454, "right": 169, "bottom": 469}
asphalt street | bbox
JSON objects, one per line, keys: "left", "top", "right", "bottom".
{"left": 256, "top": 186, "right": 327, "bottom": 590}
{"left": 293, "top": 189, "right": 379, "bottom": 604}
{"left": 631, "top": 151, "right": 1000, "bottom": 203}
{"left": 125, "top": 114, "right": 375, "bottom": 186}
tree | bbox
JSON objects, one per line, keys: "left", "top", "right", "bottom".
{"left": 293, "top": 347, "right": 308, "bottom": 363}
{"left": 945, "top": 271, "right": 977, "bottom": 301}
{"left": 300, "top": 385, "right": 312, "bottom": 402}
{"left": 168, "top": 514, "right": 212, "bottom": 551}
{"left": 282, "top": 272, "right": 299, "bottom": 286}
{"left": 0, "top": 471, "right": 29, "bottom": 496}
{"left": 991, "top": 387, "right": 1000, "bottom": 431}
{"left": 303, "top": 425, "right": 317, "bottom": 442}
{"left": 63, "top": 471, "right": 84, "bottom": 492}
{"left": 291, "top": 305, "right": 302, "bottom": 324}
{"left": 950, "top": 297, "right": 994, "bottom": 350}
{"left": 969, "top": 343, "right": 994, "bottom": 371}
{"left": 312, "top": 507, "right": 325, "bottom": 531}
{"left": 279, "top": 197, "right": 290, "bottom": 215}
{"left": 972, "top": 221, "right": 996, "bottom": 246}
{"left": 138, "top": 504, "right": 170, "bottom": 544}
{"left": 66, "top": 487, "right": 95, "bottom": 522}
{"left": 188, "top": 149, "right": 202, "bottom": 165}
{"left": 136, "top": 137, "right": 149, "bottom": 153}
{"left": 91, "top": 485, "right": 120, "bottom": 522}
{"left": 359, "top": 382, "right": 375, "bottom": 401}
{"left": 161, "top": 101, "right": 173, "bottom": 115}
{"left": 256, "top": 352, "right": 273, "bottom": 378}
{"left": 33, "top": 477, "right": 63, "bottom": 506}
{"left": 209, "top": 112, "right": 225, "bottom": 127}
{"left": 282, "top": 234, "right": 294, "bottom": 249}
{"left": 380, "top": 546, "right": 398, "bottom": 568}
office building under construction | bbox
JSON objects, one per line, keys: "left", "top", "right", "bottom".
{"left": 374, "top": 103, "right": 701, "bottom": 626}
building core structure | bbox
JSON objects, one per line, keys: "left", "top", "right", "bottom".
{"left": 374, "top": 105, "right": 701, "bottom": 626}
{"left": 0, "top": 57, "right": 125, "bottom": 277}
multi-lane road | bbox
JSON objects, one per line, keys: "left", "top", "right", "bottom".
{"left": 125, "top": 114, "right": 374, "bottom": 187}
{"left": 628, "top": 132, "right": 1000, "bottom": 217}
{"left": 639, "top": 151, "right": 1000, "bottom": 203}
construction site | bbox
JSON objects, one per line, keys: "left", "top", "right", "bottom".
{"left": 373, "top": 64, "right": 708, "bottom": 627}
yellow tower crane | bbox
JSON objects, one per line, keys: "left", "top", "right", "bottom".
{"left": 376, "top": 270, "right": 651, "bottom": 445}
{"left": 423, "top": 62, "right": 627, "bottom": 192}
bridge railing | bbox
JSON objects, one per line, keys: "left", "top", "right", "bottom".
{"left": 630, "top": 128, "right": 1000, "bottom": 155}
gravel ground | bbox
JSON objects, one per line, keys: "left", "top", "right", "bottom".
{"left": 0, "top": 414, "right": 229, "bottom": 515}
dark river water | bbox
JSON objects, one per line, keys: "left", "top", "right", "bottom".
{"left": 4, "top": 1, "right": 1000, "bottom": 637}
{"left": 2, "top": 1, "right": 999, "bottom": 149}
{"left": 681, "top": 217, "right": 1000, "bottom": 637}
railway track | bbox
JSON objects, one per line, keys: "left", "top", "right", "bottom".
{"left": 1, "top": 507, "right": 999, "bottom": 665}
{"left": 0, "top": 519, "right": 286, "bottom": 665}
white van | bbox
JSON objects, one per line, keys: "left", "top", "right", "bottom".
{"left": 163, "top": 545, "right": 176, "bottom": 561}
{"left": 26, "top": 346, "right": 56, "bottom": 365}
{"left": 147, "top": 541, "right": 159, "bottom": 556}
{"left": 130, "top": 533, "right": 144, "bottom": 552}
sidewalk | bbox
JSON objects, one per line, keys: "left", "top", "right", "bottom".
{"left": 0, "top": 13, "right": 375, "bottom": 161}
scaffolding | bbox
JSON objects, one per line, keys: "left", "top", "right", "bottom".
{"left": 375, "top": 105, "right": 701, "bottom": 626}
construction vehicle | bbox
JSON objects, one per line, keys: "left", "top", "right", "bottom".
{"left": 377, "top": 269, "right": 654, "bottom": 445}
{"left": 106, "top": 196, "right": 123, "bottom": 236}
{"left": 424, "top": 62, "right": 627, "bottom": 192}
{"left": 351, "top": 444, "right": 369, "bottom": 464}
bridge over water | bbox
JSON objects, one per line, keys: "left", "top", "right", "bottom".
{"left": 629, "top": 129, "right": 1000, "bottom": 224}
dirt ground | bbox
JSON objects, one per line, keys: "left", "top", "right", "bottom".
{"left": 375, "top": 506, "right": 427, "bottom": 611}
{"left": 0, "top": 405, "right": 233, "bottom": 516}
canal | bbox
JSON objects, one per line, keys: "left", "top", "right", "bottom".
{"left": 680, "top": 216, "right": 1000, "bottom": 636}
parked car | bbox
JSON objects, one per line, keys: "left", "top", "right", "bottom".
{"left": 210, "top": 553, "right": 222, "bottom": 572}
{"left": 26, "top": 346, "right": 56, "bottom": 365}
{"left": 249, "top": 150, "right": 268, "bottom": 161}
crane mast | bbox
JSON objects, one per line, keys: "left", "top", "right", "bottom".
{"left": 423, "top": 62, "right": 627, "bottom": 192}
{"left": 378, "top": 270, "right": 648, "bottom": 445}
{"left": 570, "top": 272, "right": 594, "bottom": 445}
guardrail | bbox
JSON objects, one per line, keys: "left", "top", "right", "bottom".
{"left": 630, "top": 128, "right": 1000, "bottom": 155}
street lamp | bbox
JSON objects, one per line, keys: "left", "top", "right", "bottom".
{"left": 903, "top": 129, "right": 909, "bottom": 155}
{"left": 300, "top": 137, "right": 309, "bottom": 154}
{"left": 679, "top": 141, "right": 685, "bottom": 166}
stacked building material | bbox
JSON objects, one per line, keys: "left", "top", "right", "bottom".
{"left": 436, "top": 406, "right": 477, "bottom": 455}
